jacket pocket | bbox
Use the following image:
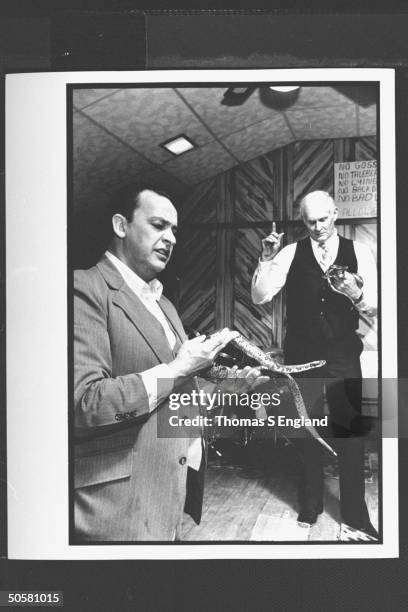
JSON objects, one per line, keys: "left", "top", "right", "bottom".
{"left": 74, "top": 447, "right": 132, "bottom": 489}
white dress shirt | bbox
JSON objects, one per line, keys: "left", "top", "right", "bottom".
{"left": 251, "top": 231, "right": 377, "bottom": 317}
{"left": 105, "top": 251, "right": 202, "bottom": 470}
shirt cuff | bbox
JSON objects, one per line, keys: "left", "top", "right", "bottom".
{"left": 252, "top": 258, "right": 276, "bottom": 291}
{"left": 352, "top": 293, "right": 377, "bottom": 316}
{"left": 187, "top": 438, "right": 203, "bottom": 471}
{"left": 140, "top": 364, "right": 175, "bottom": 412}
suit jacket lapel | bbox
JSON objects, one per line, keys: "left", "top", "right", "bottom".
{"left": 96, "top": 256, "right": 175, "bottom": 364}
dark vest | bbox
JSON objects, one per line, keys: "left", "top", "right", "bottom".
{"left": 285, "top": 236, "right": 359, "bottom": 345}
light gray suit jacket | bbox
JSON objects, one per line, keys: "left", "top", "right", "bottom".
{"left": 73, "top": 256, "right": 202, "bottom": 541}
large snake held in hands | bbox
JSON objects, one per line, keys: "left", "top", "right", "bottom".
{"left": 204, "top": 331, "right": 336, "bottom": 456}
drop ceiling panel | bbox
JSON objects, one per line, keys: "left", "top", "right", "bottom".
{"left": 287, "top": 106, "right": 357, "bottom": 140}
{"left": 222, "top": 115, "right": 294, "bottom": 162}
{"left": 139, "top": 166, "right": 188, "bottom": 199}
{"left": 176, "top": 87, "right": 276, "bottom": 137}
{"left": 359, "top": 106, "right": 377, "bottom": 136}
{"left": 73, "top": 88, "right": 120, "bottom": 110}
{"left": 71, "top": 85, "right": 377, "bottom": 204}
{"left": 73, "top": 112, "right": 155, "bottom": 193}
{"left": 73, "top": 182, "right": 113, "bottom": 212}
{"left": 164, "top": 141, "right": 236, "bottom": 185}
{"left": 294, "top": 86, "right": 357, "bottom": 108}
{"left": 82, "top": 88, "right": 215, "bottom": 165}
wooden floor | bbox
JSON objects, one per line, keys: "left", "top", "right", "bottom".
{"left": 181, "top": 439, "right": 379, "bottom": 542}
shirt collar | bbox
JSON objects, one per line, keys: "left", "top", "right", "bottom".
{"left": 310, "top": 229, "right": 339, "bottom": 252}
{"left": 105, "top": 251, "right": 163, "bottom": 301}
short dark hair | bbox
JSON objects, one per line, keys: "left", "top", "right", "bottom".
{"left": 112, "top": 183, "right": 172, "bottom": 222}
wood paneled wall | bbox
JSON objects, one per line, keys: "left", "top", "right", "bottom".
{"left": 175, "top": 136, "right": 377, "bottom": 351}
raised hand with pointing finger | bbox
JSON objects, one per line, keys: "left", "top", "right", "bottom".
{"left": 260, "top": 221, "right": 285, "bottom": 261}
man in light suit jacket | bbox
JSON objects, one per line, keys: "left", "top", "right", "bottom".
{"left": 73, "top": 184, "right": 258, "bottom": 542}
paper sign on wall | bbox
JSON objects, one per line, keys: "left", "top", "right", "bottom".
{"left": 334, "top": 160, "right": 377, "bottom": 218}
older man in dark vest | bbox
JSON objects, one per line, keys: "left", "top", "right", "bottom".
{"left": 252, "top": 190, "right": 378, "bottom": 541}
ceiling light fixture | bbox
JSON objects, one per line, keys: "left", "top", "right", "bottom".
{"left": 221, "top": 87, "right": 256, "bottom": 106}
{"left": 161, "top": 134, "right": 195, "bottom": 156}
{"left": 260, "top": 85, "right": 301, "bottom": 110}
{"left": 268, "top": 86, "right": 300, "bottom": 93}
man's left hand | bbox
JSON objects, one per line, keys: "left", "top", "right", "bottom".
{"left": 328, "top": 270, "right": 362, "bottom": 302}
{"left": 219, "top": 365, "right": 270, "bottom": 394}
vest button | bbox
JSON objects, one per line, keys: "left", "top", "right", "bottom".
{"left": 179, "top": 456, "right": 187, "bottom": 466}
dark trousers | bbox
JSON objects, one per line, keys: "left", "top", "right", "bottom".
{"left": 285, "top": 333, "right": 370, "bottom": 528}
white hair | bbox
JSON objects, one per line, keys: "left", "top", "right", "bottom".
{"left": 299, "top": 191, "right": 335, "bottom": 219}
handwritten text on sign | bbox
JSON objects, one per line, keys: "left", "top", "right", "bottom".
{"left": 334, "top": 160, "right": 377, "bottom": 218}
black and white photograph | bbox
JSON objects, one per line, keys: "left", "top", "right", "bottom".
{"left": 6, "top": 69, "right": 398, "bottom": 559}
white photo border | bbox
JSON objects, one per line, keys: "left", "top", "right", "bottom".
{"left": 6, "top": 68, "right": 398, "bottom": 559}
